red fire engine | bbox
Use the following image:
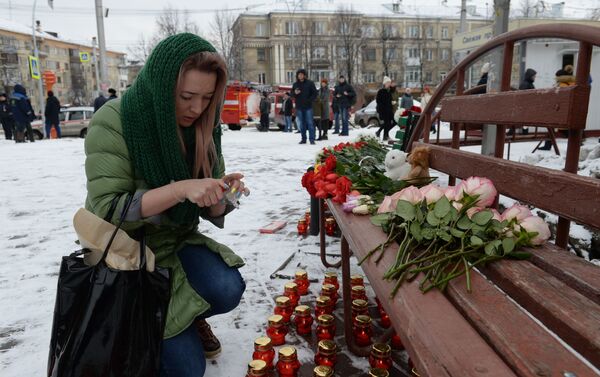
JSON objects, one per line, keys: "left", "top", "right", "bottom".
{"left": 221, "top": 81, "right": 268, "bottom": 130}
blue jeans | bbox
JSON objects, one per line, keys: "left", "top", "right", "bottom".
{"left": 295, "top": 107, "right": 315, "bottom": 142}
{"left": 284, "top": 115, "right": 292, "bottom": 132}
{"left": 160, "top": 245, "right": 246, "bottom": 377}
{"left": 339, "top": 107, "right": 350, "bottom": 135}
{"left": 45, "top": 120, "right": 61, "bottom": 138}
{"left": 333, "top": 112, "right": 340, "bottom": 133}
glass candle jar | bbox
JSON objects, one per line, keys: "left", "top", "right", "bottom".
{"left": 325, "top": 217, "right": 336, "bottom": 236}
{"left": 274, "top": 295, "right": 293, "bottom": 323}
{"left": 353, "top": 315, "right": 373, "bottom": 347}
{"left": 277, "top": 346, "right": 301, "bottom": 377}
{"left": 283, "top": 282, "right": 300, "bottom": 308}
{"left": 297, "top": 219, "right": 308, "bottom": 236}
{"left": 246, "top": 359, "right": 268, "bottom": 377}
{"left": 313, "top": 365, "right": 334, "bottom": 377}
{"left": 294, "top": 270, "right": 310, "bottom": 296}
{"left": 305, "top": 209, "right": 311, "bottom": 224}
{"left": 369, "top": 343, "right": 392, "bottom": 370}
{"left": 408, "top": 357, "right": 420, "bottom": 376}
{"left": 351, "top": 299, "right": 369, "bottom": 323}
{"left": 315, "top": 295, "right": 333, "bottom": 317}
{"left": 368, "top": 368, "right": 390, "bottom": 377}
{"left": 350, "top": 274, "right": 364, "bottom": 288}
{"left": 378, "top": 309, "right": 391, "bottom": 329}
{"left": 314, "top": 339, "right": 337, "bottom": 368}
{"left": 266, "top": 314, "right": 287, "bottom": 346}
{"left": 252, "top": 336, "right": 275, "bottom": 370}
{"left": 351, "top": 285, "right": 368, "bottom": 302}
{"left": 293, "top": 305, "right": 314, "bottom": 336}
{"left": 391, "top": 332, "right": 404, "bottom": 350}
{"left": 320, "top": 284, "right": 338, "bottom": 305}
{"left": 323, "top": 271, "right": 340, "bottom": 291}
{"left": 316, "top": 314, "right": 335, "bottom": 341}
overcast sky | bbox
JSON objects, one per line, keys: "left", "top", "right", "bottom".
{"left": 1, "top": 0, "right": 598, "bottom": 55}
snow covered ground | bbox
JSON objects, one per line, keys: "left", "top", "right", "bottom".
{"left": 0, "top": 122, "right": 598, "bottom": 375}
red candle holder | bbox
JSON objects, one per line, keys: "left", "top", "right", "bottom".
{"left": 368, "top": 368, "right": 390, "bottom": 377}
{"left": 325, "top": 217, "right": 336, "bottom": 236}
{"left": 369, "top": 343, "right": 393, "bottom": 370}
{"left": 294, "top": 270, "right": 310, "bottom": 296}
{"left": 314, "top": 339, "right": 337, "bottom": 368}
{"left": 266, "top": 314, "right": 287, "bottom": 346}
{"left": 293, "top": 305, "right": 314, "bottom": 336}
{"left": 350, "top": 274, "right": 364, "bottom": 288}
{"left": 252, "top": 337, "right": 275, "bottom": 371}
{"left": 351, "top": 299, "right": 369, "bottom": 324}
{"left": 351, "top": 285, "right": 368, "bottom": 302}
{"left": 320, "top": 284, "right": 338, "bottom": 305}
{"left": 353, "top": 315, "right": 373, "bottom": 347}
{"left": 277, "top": 346, "right": 301, "bottom": 377}
{"left": 323, "top": 271, "right": 340, "bottom": 291}
{"left": 283, "top": 282, "right": 300, "bottom": 308}
{"left": 246, "top": 359, "right": 268, "bottom": 377}
{"left": 313, "top": 365, "right": 334, "bottom": 377}
{"left": 274, "top": 295, "right": 293, "bottom": 323}
{"left": 297, "top": 219, "right": 308, "bottom": 236}
{"left": 391, "top": 332, "right": 404, "bottom": 350}
{"left": 316, "top": 314, "right": 335, "bottom": 341}
{"left": 315, "top": 295, "right": 334, "bottom": 317}
{"left": 305, "top": 209, "right": 311, "bottom": 224}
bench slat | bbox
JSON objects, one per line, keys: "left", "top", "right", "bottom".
{"left": 440, "top": 86, "right": 590, "bottom": 128}
{"left": 328, "top": 201, "right": 516, "bottom": 377}
{"left": 481, "top": 260, "right": 600, "bottom": 369}
{"left": 446, "top": 271, "right": 598, "bottom": 376}
{"left": 421, "top": 143, "right": 600, "bottom": 231}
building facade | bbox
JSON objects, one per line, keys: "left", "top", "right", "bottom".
{"left": 0, "top": 19, "right": 127, "bottom": 111}
{"left": 231, "top": 5, "right": 490, "bottom": 91}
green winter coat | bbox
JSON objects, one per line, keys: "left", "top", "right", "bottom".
{"left": 84, "top": 99, "right": 244, "bottom": 339}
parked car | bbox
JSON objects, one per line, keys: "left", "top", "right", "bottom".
{"left": 30, "top": 106, "right": 94, "bottom": 139}
{"left": 354, "top": 99, "right": 423, "bottom": 128}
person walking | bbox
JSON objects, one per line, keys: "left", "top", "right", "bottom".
{"left": 84, "top": 33, "right": 246, "bottom": 376}
{"left": 400, "top": 87, "right": 414, "bottom": 111}
{"left": 331, "top": 93, "right": 340, "bottom": 134}
{"left": 291, "top": 68, "right": 317, "bottom": 144}
{"left": 259, "top": 91, "right": 270, "bottom": 132}
{"left": 390, "top": 80, "right": 400, "bottom": 122}
{"left": 376, "top": 76, "right": 394, "bottom": 141}
{"left": 0, "top": 92, "right": 15, "bottom": 140}
{"left": 44, "top": 90, "right": 62, "bottom": 138}
{"left": 317, "top": 78, "right": 330, "bottom": 141}
{"left": 517, "top": 68, "right": 537, "bottom": 135}
{"left": 108, "top": 88, "right": 118, "bottom": 100}
{"left": 9, "top": 84, "right": 36, "bottom": 143}
{"left": 93, "top": 92, "right": 107, "bottom": 113}
{"left": 333, "top": 75, "right": 355, "bottom": 136}
{"left": 477, "top": 62, "right": 490, "bottom": 86}
{"left": 281, "top": 92, "right": 293, "bottom": 132}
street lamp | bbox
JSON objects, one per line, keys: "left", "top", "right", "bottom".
{"left": 31, "top": 0, "right": 46, "bottom": 137}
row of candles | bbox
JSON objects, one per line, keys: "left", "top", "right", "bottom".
{"left": 246, "top": 270, "right": 418, "bottom": 376}
{"left": 297, "top": 210, "right": 337, "bottom": 237}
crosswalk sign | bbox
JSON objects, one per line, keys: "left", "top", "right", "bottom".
{"left": 28, "top": 55, "right": 40, "bottom": 79}
{"left": 79, "top": 52, "right": 90, "bottom": 63}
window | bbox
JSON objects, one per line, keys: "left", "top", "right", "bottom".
{"left": 256, "top": 23, "right": 267, "bottom": 37}
{"left": 311, "top": 70, "right": 330, "bottom": 82}
{"left": 84, "top": 111, "right": 93, "bottom": 120}
{"left": 389, "top": 72, "right": 399, "bottom": 81}
{"left": 337, "top": 46, "right": 348, "bottom": 59}
{"left": 313, "top": 21, "right": 326, "bottom": 35}
{"left": 285, "top": 21, "right": 298, "bottom": 35}
{"left": 339, "top": 22, "right": 350, "bottom": 34}
{"left": 441, "top": 48, "right": 449, "bottom": 61}
{"left": 440, "top": 71, "right": 448, "bottom": 81}
{"left": 383, "top": 25, "right": 397, "bottom": 38}
{"left": 408, "top": 47, "right": 419, "bottom": 58}
{"left": 57, "top": 76, "right": 62, "bottom": 84}
{"left": 363, "top": 48, "right": 376, "bottom": 61}
{"left": 362, "top": 71, "right": 376, "bottom": 83}
{"left": 286, "top": 71, "right": 295, "bottom": 83}
{"left": 64, "top": 62, "right": 68, "bottom": 70}
{"left": 426, "top": 26, "right": 434, "bottom": 39}
{"left": 425, "top": 71, "right": 433, "bottom": 83}
{"left": 286, "top": 46, "right": 300, "bottom": 59}
{"left": 70, "top": 111, "right": 84, "bottom": 121}
{"left": 441, "top": 26, "right": 449, "bottom": 39}
{"left": 258, "top": 73, "right": 266, "bottom": 84}
{"left": 408, "top": 25, "right": 420, "bottom": 38}
{"left": 257, "top": 48, "right": 266, "bottom": 62}
{"left": 392, "top": 3, "right": 400, "bottom": 12}
{"left": 59, "top": 112, "right": 66, "bottom": 121}
{"left": 385, "top": 48, "right": 398, "bottom": 60}
{"left": 425, "top": 49, "right": 433, "bottom": 61}
{"left": 405, "top": 67, "right": 421, "bottom": 84}
{"left": 312, "top": 47, "right": 326, "bottom": 59}
{"left": 364, "top": 25, "right": 376, "bottom": 38}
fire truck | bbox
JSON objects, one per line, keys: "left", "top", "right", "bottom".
{"left": 269, "top": 85, "right": 335, "bottom": 130}
{"left": 221, "top": 81, "right": 268, "bottom": 130}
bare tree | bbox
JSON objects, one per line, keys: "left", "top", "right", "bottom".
{"left": 208, "top": 8, "right": 237, "bottom": 74}
{"left": 128, "top": 34, "right": 153, "bottom": 63}
{"left": 591, "top": 8, "right": 600, "bottom": 21}
{"left": 378, "top": 23, "right": 402, "bottom": 78}
{"left": 519, "top": 0, "right": 537, "bottom": 17}
{"left": 334, "top": 5, "right": 364, "bottom": 85}
{"left": 299, "top": 16, "right": 316, "bottom": 76}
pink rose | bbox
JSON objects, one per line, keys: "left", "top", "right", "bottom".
{"left": 452, "top": 202, "right": 463, "bottom": 211}
{"left": 502, "top": 204, "right": 532, "bottom": 222}
{"left": 466, "top": 207, "right": 482, "bottom": 219}
{"left": 490, "top": 209, "right": 502, "bottom": 221}
{"left": 420, "top": 184, "right": 445, "bottom": 204}
{"left": 391, "top": 186, "right": 424, "bottom": 205}
{"left": 444, "top": 186, "right": 463, "bottom": 202}
{"left": 377, "top": 196, "right": 394, "bottom": 214}
{"left": 459, "top": 177, "right": 497, "bottom": 207}
{"left": 520, "top": 216, "right": 551, "bottom": 245}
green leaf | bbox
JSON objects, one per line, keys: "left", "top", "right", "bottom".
{"left": 410, "top": 222, "right": 423, "bottom": 241}
{"left": 502, "top": 238, "right": 515, "bottom": 254}
{"left": 457, "top": 215, "right": 472, "bottom": 230}
{"left": 437, "top": 230, "right": 452, "bottom": 242}
{"left": 416, "top": 205, "right": 425, "bottom": 223}
{"left": 395, "top": 200, "right": 416, "bottom": 221}
{"left": 470, "top": 236, "right": 484, "bottom": 246}
{"left": 426, "top": 211, "right": 441, "bottom": 226}
{"left": 433, "top": 196, "right": 451, "bottom": 219}
{"left": 370, "top": 214, "right": 390, "bottom": 227}
{"left": 450, "top": 228, "right": 465, "bottom": 238}
{"left": 421, "top": 228, "right": 435, "bottom": 240}
{"left": 472, "top": 210, "right": 494, "bottom": 226}
{"left": 484, "top": 242, "right": 497, "bottom": 256}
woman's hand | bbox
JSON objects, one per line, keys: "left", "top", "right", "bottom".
{"left": 222, "top": 173, "right": 249, "bottom": 197}
{"left": 172, "top": 179, "right": 228, "bottom": 208}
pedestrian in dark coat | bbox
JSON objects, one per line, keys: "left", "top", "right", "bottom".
{"left": 333, "top": 75, "right": 355, "bottom": 135}
{"left": 477, "top": 62, "right": 490, "bottom": 86}
{"left": 291, "top": 68, "right": 317, "bottom": 144}
{"left": 0, "top": 93, "right": 15, "bottom": 140}
{"left": 317, "top": 78, "right": 330, "bottom": 140}
{"left": 400, "top": 88, "right": 414, "bottom": 111}
{"left": 259, "top": 92, "right": 270, "bottom": 132}
{"left": 376, "top": 76, "right": 394, "bottom": 140}
{"left": 108, "top": 88, "right": 118, "bottom": 100}
{"left": 281, "top": 92, "right": 294, "bottom": 132}
{"left": 9, "top": 84, "right": 36, "bottom": 142}
{"left": 519, "top": 68, "right": 537, "bottom": 90}
{"left": 44, "top": 90, "right": 62, "bottom": 138}
{"left": 93, "top": 93, "right": 107, "bottom": 113}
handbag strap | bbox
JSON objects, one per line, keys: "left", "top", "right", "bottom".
{"left": 99, "top": 194, "right": 134, "bottom": 264}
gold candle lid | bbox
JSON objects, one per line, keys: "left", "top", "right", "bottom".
{"left": 313, "top": 365, "right": 333, "bottom": 377}
{"left": 247, "top": 359, "right": 268, "bottom": 375}
{"left": 316, "top": 295, "right": 331, "bottom": 306}
{"left": 321, "top": 283, "right": 336, "bottom": 294}
{"left": 295, "top": 269, "right": 308, "bottom": 278}
{"left": 324, "top": 271, "right": 338, "bottom": 279}
{"left": 317, "top": 314, "right": 334, "bottom": 325}
{"left": 369, "top": 368, "right": 390, "bottom": 377}
{"left": 352, "top": 299, "right": 368, "bottom": 310}
{"left": 317, "top": 339, "right": 337, "bottom": 355}
{"left": 298, "top": 218, "right": 307, "bottom": 224}
{"left": 268, "top": 314, "right": 284, "bottom": 326}
{"left": 275, "top": 296, "right": 291, "bottom": 307}
{"left": 352, "top": 285, "right": 366, "bottom": 293}
{"left": 254, "top": 336, "right": 273, "bottom": 352}
{"left": 284, "top": 282, "right": 298, "bottom": 291}
{"left": 325, "top": 217, "right": 335, "bottom": 224}
{"left": 294, "top": 305, "right": 311, "bottom": 315}
{"left": 278, "top": 346, "right": 297, "bottom": 360}
{"left": 305, "top": 209, "right": 311, "bottom": 214}
{"left": 350, "top": 273, "right": 364, "bottom": 281}
{"left": 355, "top": 314, "right": 372, "bottom": 325}
{"left": 371, "top": 343, "right": 391, "bottom": 358}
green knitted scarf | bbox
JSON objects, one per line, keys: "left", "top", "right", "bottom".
{"left": 121, "top": 33, "right": 223, "bottom": 225}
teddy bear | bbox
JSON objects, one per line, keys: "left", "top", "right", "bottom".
{"left": 405, "top": 146, "right": 430, "bottom": 180}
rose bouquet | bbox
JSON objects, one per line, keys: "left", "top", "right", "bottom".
{"left": 362, "top": 177, "right": 551, "bottom": 295}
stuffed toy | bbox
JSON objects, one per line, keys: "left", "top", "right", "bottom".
{"left": 405, "top": 146, "right": 430, "bottom": 180}
{"left": 384, "top": 149, "right": 411, "bottom": 180}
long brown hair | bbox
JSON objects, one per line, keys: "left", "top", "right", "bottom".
{"left": 176, "top": 52, "right": 227, "bottom": 179}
